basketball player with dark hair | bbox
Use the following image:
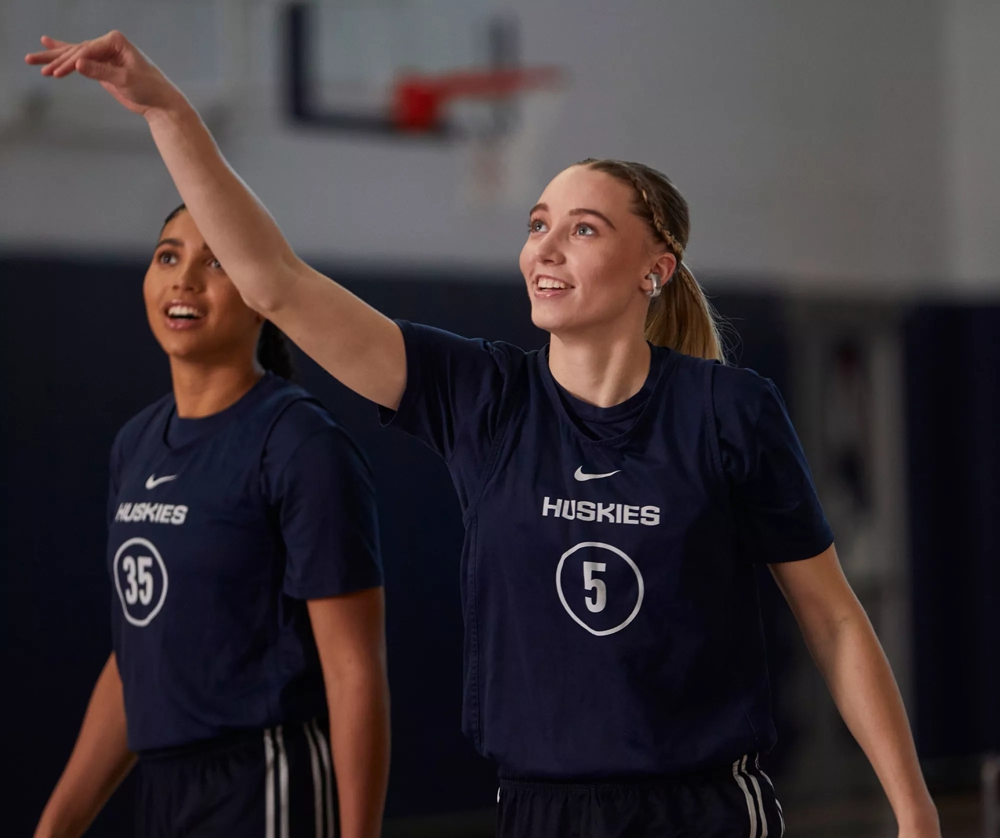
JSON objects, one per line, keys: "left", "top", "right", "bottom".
{"left": 33, "top": 206, "right": 389, "bottom": 838}
{"left": 28, "top": 32, "right": 939, "bottom": 838}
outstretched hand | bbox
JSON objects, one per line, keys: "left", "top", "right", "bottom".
{"left": 25, "top": 31, "right": 184, "bottom": 117}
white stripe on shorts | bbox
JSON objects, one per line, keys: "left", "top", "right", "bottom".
{"left": 264, "top": 728, "right": 276, "bottom": 838}
{"left": 742, "top": 754, "right": 768, "bottom": 838}
{"left": 310, "top": 720, "right": 336, "bottom": 838}
{"left": 275, "top": 725, "right": 290, "bottom": 838}
{"left": 303, "top": 721, "right": 325, "bottom": 838}
{"left": 733, "top": 755, "right": 758, "bottom": 838}
{"left": 756, "top": 756, "right": 785, "bottom": 837}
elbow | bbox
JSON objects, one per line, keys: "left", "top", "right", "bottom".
{"left": 246, "top": 289, "right": 284, "bottom": 318}
{"left": 239, "top": 251, "right": 304, "bottom": 317}
{"left": 323, "top": 654, "right": 388, "bottom": 699}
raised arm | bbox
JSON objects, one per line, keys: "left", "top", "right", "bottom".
{"left": 26, "top": 32, "right": 406, "bottom": 409}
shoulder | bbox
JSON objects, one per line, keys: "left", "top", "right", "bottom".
{"left": 708, "top": 364, "right": 794, "bottom": 474}
{"left": 710, "top": 362, "right": 782, "bottom": 429}
{"left": 244, "top": 376, "right": 342, "bottom": 442}
{"left": 269, "top": 389, "right": 339, "bottom": 438}
{"left": 400, "top": 319, "right": 528, "bottom": 371}
{"left": 263, "top": 386, "right": 368, "bottom": 476}
{"left": 710, "top": 364, "right": 803, "bottom": 484}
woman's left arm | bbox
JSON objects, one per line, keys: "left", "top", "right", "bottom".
{"left": 769, "top": 545, "right": 940, "bottom": 838}
{"left": 307, "top": 587, "right": 390, "bottom": 838}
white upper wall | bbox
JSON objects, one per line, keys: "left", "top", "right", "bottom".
{"left": 944, "top": 0, "right": 1000, "bottom": 288}
{"left": 1, "top": 0, "right": 995, "bottom": 293}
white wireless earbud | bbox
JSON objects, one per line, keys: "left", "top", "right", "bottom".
{"left": 646, "top": 272, "right": 663, "bottom": 299}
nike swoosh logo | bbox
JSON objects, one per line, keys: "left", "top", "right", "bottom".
{"left": 145, "top": 474, "right": 178, "bottom": 490}
{"left": 573, "top": 466, "right": 621, "bottom": 482}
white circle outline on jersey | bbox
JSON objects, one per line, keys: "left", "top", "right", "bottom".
{"left": 555, "top": 541, "right": 644, "bottom": 636}
{"left": 113, "top": 537, "right": 169, "bottom": 628}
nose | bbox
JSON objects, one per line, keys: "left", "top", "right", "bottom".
{"left": 172, "top": 261, "right": 204, "bottom": 292}
{"left": 533, "top": 228, "right": 566, "bottom": 266}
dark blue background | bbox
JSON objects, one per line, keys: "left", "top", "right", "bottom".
{"left": 905, "top": 306, "right": 1000, "bottom": 760}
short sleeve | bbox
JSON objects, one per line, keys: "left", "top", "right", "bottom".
{"left": 378, "top": 319, "right": 516, "bottom": 470}
{"left": 714, "top": 366, "right": 834, "bottom": 564}
{"left": 264, "top": 406, "right": 383, "bottom": 600}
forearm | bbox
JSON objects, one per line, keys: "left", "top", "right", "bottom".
{"left": 35, "top": 655, "right": 136, "bottom": 838}
{"left": 144, "top": 101, "right": 299, "bottom": 313}
{"left": 325, "top": 669, "right": 391, "bottom": 838}
{"left": 143, "top": 101, "right": 405, "bottom": 407}
{"left": 805, "top": 606, "right": 936, "bottom": 830}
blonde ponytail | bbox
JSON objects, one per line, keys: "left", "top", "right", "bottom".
{"left": 645, "top": 263, "right": 724, "bottom": 361}
{"left": 577, "top": 158, "right": 726, "bottom": 363}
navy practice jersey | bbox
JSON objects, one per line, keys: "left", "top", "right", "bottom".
{"left": 107, "top": 373, "right": 382, "bottom": 752}
{"left": 380, "top": 322, "right": 833, "bottom": 778}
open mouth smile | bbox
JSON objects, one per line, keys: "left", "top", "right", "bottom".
{"left": 163, "top": 300, "right": 207, "bottom": 330}
{"left": 533, "top": 276, "right": 574, "bottom": 298}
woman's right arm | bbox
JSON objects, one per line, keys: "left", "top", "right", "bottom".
{"left": 34, "top": 653, "right": 136, "bottom": 838}
{"left": 26, "top": 32, "right": 406, "bottom": 409}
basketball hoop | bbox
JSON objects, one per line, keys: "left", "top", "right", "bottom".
{"left": 390, "top": 66, "right": 563, "bottom": 134}
{"left": 390, "top": 66, "right": 565, "bottom": 207}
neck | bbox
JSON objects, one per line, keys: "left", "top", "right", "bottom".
{"left": 169, "top": 355, "right": 263, "bottom": 418}
{"left": 548, "top": 327, "right": 651, "bottom": 408}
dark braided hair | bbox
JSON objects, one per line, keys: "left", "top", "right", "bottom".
{"left": 255, "top": 320, "right": 296, "bottom": 380}
{"left": 159, "top": 204, "right": 295, "bottom": 379}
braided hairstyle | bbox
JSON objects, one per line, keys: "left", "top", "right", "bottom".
{"left": 576, "top": 159, "right": 725, "bottom": 362}
{"left": 160, "top": 204, "right": 295, "bottom": 379}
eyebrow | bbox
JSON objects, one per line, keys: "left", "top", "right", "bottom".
{"left": 528, "top": 203, "right": 617, "bottom": 230}
{"left": 154, "top": 238, "right": 212, "bottom": 252}
{"left": 569, "top": 208, "right": 617, "bottom": 229}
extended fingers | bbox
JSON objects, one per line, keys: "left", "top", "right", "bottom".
{"left": 24, "top": 44, "right": 74, "bottom": 67}
{"left": 45, "top": 44, "right": 90, "bottom": 77}
{"left": 25, "top": 35, "right": 77, "bottom": 66}
{"left": 28, "top": 31, "right": 129, "bottom": 77}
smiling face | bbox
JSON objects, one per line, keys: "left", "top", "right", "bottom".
{"left": 519, "top": 165, "right": 677, "bottom": 339}
{"left": 143, "top": 209, "right": 262, "bottom": 366}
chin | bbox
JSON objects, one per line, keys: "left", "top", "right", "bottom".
{"left": 530, "top": 305, "right": 600, "bottom": 338}
{"left": 157, "top": 337, "right": 217, "bottom": 364}
{"left": 529, "top": 308, "right": 563, "bottom": 335}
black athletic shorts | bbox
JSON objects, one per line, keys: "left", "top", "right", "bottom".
{"left": 496, "top": 754, "right": 784, "bottom": 838}
{"left": 135, "top": 719, "right": 338, "bottom": 838}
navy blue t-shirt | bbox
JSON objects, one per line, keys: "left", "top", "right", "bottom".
{"left": 107, "top": 373, "right": 382, "bottom": 752}
{"left": 380, "top": 321, "right": 833, "bottom": 778}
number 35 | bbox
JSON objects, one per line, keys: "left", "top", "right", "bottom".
{"left": 121, "top": 555, "right": 155, "bottom": 606}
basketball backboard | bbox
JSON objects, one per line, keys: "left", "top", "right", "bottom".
{"left": 285, "top": 0, "right": 530, "bottom": 136}
{"left": 282, "top": 0, "right": 567, "bottom": 205}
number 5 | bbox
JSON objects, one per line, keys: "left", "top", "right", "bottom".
{"left": 583, "top": 561, "right": 607, "bottom": 613}
{"left": 137, "top": 556, "right": 154, "bottom": 606}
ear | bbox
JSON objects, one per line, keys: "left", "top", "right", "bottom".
{"left": 651, "top": 250, "right": 678, "bottom": 284}
{"left": 641, "top": 250, "right": 678, "bottom": 296}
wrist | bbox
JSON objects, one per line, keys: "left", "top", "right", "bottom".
{"left": 34, "top": 808, "right": 72, "bottom": 838}
{"left": 896, "top": 796, "right": 939, "bottom": 835}
{"left": 35, "top": 787, "right": 92, "bottom": 838}
{"left": 143, "top": 91, "right": 197, "bottom": 130}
